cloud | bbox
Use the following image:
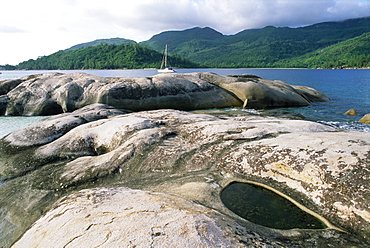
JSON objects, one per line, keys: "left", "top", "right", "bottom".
{"left": 0, "top": 25, "right": 25, "bottom": 33}
{"left": 0, "top": 0, "right": 369, "bottom": 65}
{"left": 103, "top": 0, "right": 370, "bottom": 35}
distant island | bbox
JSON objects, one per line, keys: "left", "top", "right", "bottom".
{"left": 2, "top": 16, "right": 369, "bottom": 70}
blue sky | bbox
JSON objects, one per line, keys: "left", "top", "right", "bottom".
{"left": 0, "top": 0, "right": 369, "bottom": 65}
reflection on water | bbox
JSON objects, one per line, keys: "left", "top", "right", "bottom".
{"left": 221, "top": 182, "right": 326, "bottom": 230}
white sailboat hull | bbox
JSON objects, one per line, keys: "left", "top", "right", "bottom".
{"left": 158, "top": 67, "right": 176, "bottom": 73}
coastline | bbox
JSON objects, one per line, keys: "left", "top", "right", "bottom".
{"left": 1, "top": 69, "right": 369, "bottom": 133}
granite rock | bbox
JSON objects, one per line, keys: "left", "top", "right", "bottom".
{"left": 0, "top": 72, "right": 329, "bottom": 116}
{"left": 12, "top": 187, "right": 282, "bottom": 248}
{"left": 0, "top": 107, "right": 368, "bottom": 247}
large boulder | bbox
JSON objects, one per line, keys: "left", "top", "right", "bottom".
{"left": 0, "top": 106, "right": 368, "bottom": 247}
{"left": 0, "top": 72, "right": 328, "bottom": 116}
{"left": 198, "top": 73, "right": 328, "bottom": 108}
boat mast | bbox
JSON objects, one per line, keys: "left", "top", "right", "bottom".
{"left": 163, "top": 44, "right": 168, "bottom": 68}
{"left": 158, "top": 44, "right": 175, "bottom": 72}
{"left": 160, "top": 45, "right": 168, "bottom": 69}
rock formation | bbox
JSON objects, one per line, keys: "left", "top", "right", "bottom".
{"left": 12, "top": 187, "right": 282, "bottom": 248}
{"left": 344, "top": 109, "right": 357, "bottom": 116}
{"left": 0, "top": 105, "right": 369, "bottom": 247}
{"left": 359, "top": 113, "right": 370, "bottom": 124}
{"left": 0, "top": 72, "right": 329, "bottom": 116}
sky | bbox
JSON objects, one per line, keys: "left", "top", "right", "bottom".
{"left": 0, "top": 0, "right": 369, "bottom": 65}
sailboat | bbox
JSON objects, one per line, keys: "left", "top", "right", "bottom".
{"left": 158, "top": 44, "right": 176, "bottom": 73}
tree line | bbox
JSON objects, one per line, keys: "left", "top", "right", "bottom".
{"left": 2, "top": 28, "right": 369, "bottom": 70}
{"left": 16, "top": 43, "right": 201, "bottom": 70}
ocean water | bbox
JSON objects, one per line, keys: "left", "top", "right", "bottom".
{"left": 0, "top": 68, "right": 369, "bottom": 138}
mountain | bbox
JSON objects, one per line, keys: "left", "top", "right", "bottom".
{"left": 140, "top": 16, "right": 370, "bottom": 68}
{"left": 65, "top": 38, "right": 136, "bottom": 51}
{"left": 17, "top": 43, "right": 200, "bottom": 70}
{"left": 274, "top": 31, "right": 370, "bottom": 68}
{"left": 141, "top": 27, "right": 224, "bottom": 57}
{"left": 13, "top": 16, "right": 370, "bottom": 69}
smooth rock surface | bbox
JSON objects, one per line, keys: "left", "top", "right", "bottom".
{"left": 12, "top": 187, "right": 282, "bottom": 248}
{"left": 0, "top": 72, "right": 329, "bottom": 116}
{"left": 3, "top": 103, "right": 127, "bottom": 147}
{"left": 359, "top": 113, "right": 370, "bottom": 124}
{"left": 0, "top": 106, "right": 369, "bottom": 247}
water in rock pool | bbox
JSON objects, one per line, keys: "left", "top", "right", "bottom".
{"left": 221, "top": 182, "right": 326, "bottom": 230}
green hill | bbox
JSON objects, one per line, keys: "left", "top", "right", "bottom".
{"left": 274, "top": 32, "right": 370, "bottom": 68}
{"left": 65, "top": 38, "right": 136, "bottom": 51}
{"left": 12, "top": 16, "right": 370, "bottom": 69}
{"left": 17, "top": 43, "right": 200, "bottom": 70}
{"left": 141, "top": 17, "right": 370, "bottom": 68}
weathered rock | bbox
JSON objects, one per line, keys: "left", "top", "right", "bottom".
{"left": 12, "top": 187, "right": 283, "bottom": 248}
{"left": 2, "top": 72, "right": 239, "bottom": 115}
{"left": 0, "top": 95, "right": 9, "bottom": 115}
{"left": 0, "top": 74, "right": 35, "bottom": 95}
{"left": 0, "top": 107, "right": 369, "bottom": 247}
{"left": 3, "top": 103, "right": 128, "bottom": 148}
{"left": 0, "top": 104, "right": 128, "bottom": 180}
{"left": 359, "top": 113, "right": 370, "bottom": 124}
{"left": 344, "top": 109, "right": 357, "bottom": 116}
{"left": 198, "top": 73, "right": 327, "bottom": 108}
{"left": 291, "top": 85, "right": 330, "bottom": 102}
{"left": 1, "top": 72, "right": 329, "bottom": 116}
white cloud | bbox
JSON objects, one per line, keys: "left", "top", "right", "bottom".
{"left": 0, "top": 25, "right": 25, "bottom": 33}
{"left": 0, "top": 0, "right": 369, "bottom": 65}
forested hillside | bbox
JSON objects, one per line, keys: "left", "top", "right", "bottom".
{"left": 17, "top": 43, "right": 200, "bottom": 70}
{"left": 274, "top": 32, "right": 370, "bottom": 68}
{"left": 65, "top": 38, "right": 136, "bottom": 51}
{"left": 11, "top": 16, "right": 370, "bottom": 69}
{"left": 141, "top": 17, "right": 370, "bottom": 68}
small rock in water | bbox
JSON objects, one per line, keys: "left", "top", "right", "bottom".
{"left": 344, "top": 109, "right": 357, "bottom": 116}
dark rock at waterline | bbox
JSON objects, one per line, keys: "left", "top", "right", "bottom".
{"left": 0, "top": 95, "right": 9, "bottom": 115}
{"left": 0, "top": 105, "right": 369, "bottom": 247}
{"left": 0, "top": 72, "right": 329, "bottom": 116}
{"left": 0, "top": 77, "right": 29, "bottom": 95}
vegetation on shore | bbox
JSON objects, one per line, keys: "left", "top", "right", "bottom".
{"left": 273, "top": 32, "right": 370, "bottom": 69}
{"left": 140, "top": 17, "right": 370, "bottom": 69}
{"left": 1, "top": 17, "right": 369, "bottom": 70}
{"left": 16, "top": 43, "right": 200, "bottom": 70}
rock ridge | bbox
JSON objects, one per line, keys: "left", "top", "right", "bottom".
{"left": 0, "top": 72, "right": 329, "bottom": 116}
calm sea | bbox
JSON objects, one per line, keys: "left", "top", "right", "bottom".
{"left": 0, "top": 68, "right": 369, "bottom": 137}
